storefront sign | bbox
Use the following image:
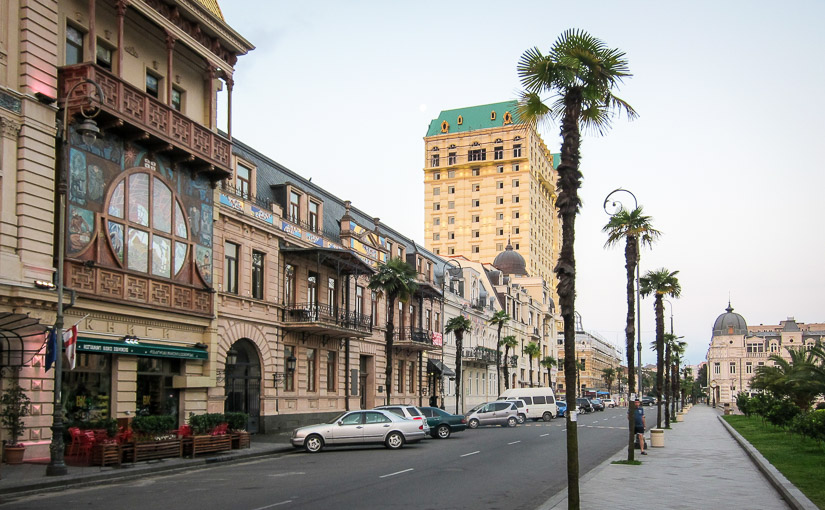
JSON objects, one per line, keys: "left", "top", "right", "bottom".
{"left": 77, "top": 338, "right": 208, "bottom": 360}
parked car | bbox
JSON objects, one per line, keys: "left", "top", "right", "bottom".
{"left": 576, "top": 398, "right": 594, "bottom": 413}
{"left": 556, "top": 400, "right": 568, "bottom": 417}
{"left": 602, "top": 398, "right": 617, "bottom": 408}
{"left": 498, "top": 388, "right": 558, "bottom": 421}
{"left": 375, "top": 405, "right": 431, "bottom": 437}
{"left": 590, "top": 398, "right": 605, "bottom": 411}
{"left": 501, "top": 398, "right": 530, "bottom": 424}
{"left": 419, "top": 407, "right": 467, "bottom": 439}
{"left": 291, "top": 409, "right": 427, "bottom": 453}
{"left": 465, "top": 401, "right": 519, "bottom": 428}
{"left": 641, "top": 396, "right": 656, "bottom": 406}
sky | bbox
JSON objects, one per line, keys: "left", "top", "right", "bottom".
{"left": 218, "top": 0, "right": 825, "bottom": 369}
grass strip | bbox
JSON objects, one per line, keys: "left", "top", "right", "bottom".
{"left": 724, "top": 415, "right": 825, "bottom": 508}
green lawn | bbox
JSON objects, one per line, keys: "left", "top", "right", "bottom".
{"left": 724, "top": 415, "right": 825, "bottom": 508}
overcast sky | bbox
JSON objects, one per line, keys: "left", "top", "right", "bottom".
{"left": 219, "top": 0, "right": 825, "bottom": 369}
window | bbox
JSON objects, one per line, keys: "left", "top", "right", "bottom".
{"left": 146, "top": 71, "right": 161, "bottom": 99}
{"left": 448, "top": 247, "right": 455, "bottom": 255}
{"left": 770, "top": 342, "right": 778, "bottom": 352}
{"left": 408, "top": 361, "right": 415, "bottom": 393}
{"left": 171, "top": 88, "right": 183, "bottom": 112}
{"left": 713, "top": 362, "right": 720, "bottom": 374}
{"left": 307, "top": 348, "right": 317, "bottom": 392}
{"left": 96, "top": 43, "right": 113, "bottom": 71}
{"left": 512, "top": 195, "right": 520, "bottom": 203}
{"left": 371, "top": 291, "right": 378, "bottom": 327}
{"left": 433, "top": 217, "right": 440, "bottom": 226}
{"left": 356, "top": 286, "right": 364, "bottom": 316}
{"left": 284, "top": 264, "right": 295, "bottom": 305}
{"left": 472, "top": 215, "right": 480, "bottom": 223}
{"left": 328, "top": 278, "right": 337, "bottom": 314}
{"left": 434, "top": 172, "right": 441, "bottom": 180}
{"left": 433, "top": 187, "right": 440, "bottom": 195}
{"left": 251, "top": 250, "right": 264, "bottom": 299}
{"left": 496, "top": 243, "right": 503, "bottom": 251}
{"left": 497, "top": 213, "right": 504, "bottom": 220}
{"left": 308, "top": 201, "right": 319, "bottom": 232}
{"left": 289, "top": 191, "right": 300, "bottom": 223}
{"left": 513, "top": 144, "right": 522, "bottom": 158}
{"left": 236, "top": 163, "right": 251, "bottom": 198}
{"left": 326, "top": 351, "right": 336, "bottom": 391}
{"left": 66, "top": 25, "right": 83, "bottom": 65}
{"left": 224, "top": 243, "right": 239, "bottom": 294}
{"left": 448, "top": 201, "right": 455, "bottom": 209}
{"left": 472, "top": 230, "right": 480, "bottom": 238}
{"left": 307, "top": 271, "right": 318, "bottom": 307}
{"left": 512, "top": 164, "right": 520, "bottom": 172}
{"left": 448, "top": 232, "right": 455, "bottom": 240}
{"left": 469, "top": 148, "right": 486, "bottom": 161}
{"left": 497, "top": 197, "right": 504, "bottom": 205}
{"left": 431, "top": 153, "right": 440, "bottom": 167}
{"left": 472, "top": 168, "right": 480, "bottom": 176}
{"left": 448, "top": 170, "right": 456, "bottom": 178}
{"left": 746, "top": 343, "right": 764, "bottom": 353}
{"left": 435, "top": 311, "right": 441, "bottom": 331}
{"left": 433, "top": 233, "right": 440, "bottom": 241}
{"left": 497, "top": 165, "right": 504, "bottom": 173}
{"left": 472, "top": 245, "right": 480, "bottom": 254}
{"left": 494, "top": 146, "right": 503, "bottom": 159}
{"left": 513, "top": 211, "right": 520, "bottom": 219}
{"left": 285, "top": 345, "right": 295, "bottom": 391}
{"left": 433, "top": 202, "right": 441, "bottom": 211}
{"left": 472, "top": 199, "right": 480, "bottom": 207}
{"left": 497, "top": 181, "right": 504, "bottom": 189}
{"left": 513, "top": 179, "right": 520, "bottom": 187}
{"left": 397, "top": 360, "right": 405, "bottom": 392}
{"left": 729, "top": 362, "right": 736, "bottom": 374}
{"left": 746, "top": 362, "right": 753, "bottom": 374}
{"left": 512, "top": 226, "right": 520, "bottom": 234}
{"left": 497, "top": 228, "right": 504, "bottom": 236}
{"left": 448, "top": 216, "right": 455, "bottom": 225}
{"left": 448, "top": 186, "right": 455, "bottom": 194}
{"left": 448, "top": 152, "right": 456, "bottom": 165}
{"left": 473, "top": 184, "right": 480, "bottom": 192}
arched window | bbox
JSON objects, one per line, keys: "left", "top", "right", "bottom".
{"left": 104, "top": 169, "right": 190, "bottom": 279}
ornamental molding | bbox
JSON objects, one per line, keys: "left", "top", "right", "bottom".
{"left": 0, "top": 116, "right": 22, "bottom": 140}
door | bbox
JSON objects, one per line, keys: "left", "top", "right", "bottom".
{"left": 330, "top": 411, "right": 365, "bottom": 444}
{"left": 362, "top": 411, "right": 393, "bottom": 442}
{"left": 225, "top": 339, "right": 261, "bottom": 433}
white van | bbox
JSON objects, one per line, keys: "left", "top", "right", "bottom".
{"left": 498, "top": 388, "right": 558, "bottom": 421}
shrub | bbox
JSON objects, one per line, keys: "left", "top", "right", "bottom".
{"left": 736, "top": 392, "right": 753, "bottom": 417}
{"left": 792, "top": 410, "right": 825, "bottom": 445}
{"left": 0, "top": 384, "right": 31, "bottom": 446}
{"left": 188, "top": 413, "right": 226, "bottom": 435}
{"left": 764, "top": 398, "right": 800, "bottom": 429}
{"left": 131, "top": 415, "right": 176, "bottom": 440}
{"left": 224, "top": 412, "right": 249, "bottom": 432}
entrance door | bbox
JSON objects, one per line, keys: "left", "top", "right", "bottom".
{"left": 225, "top": 339, "right": 261, "bottom": 433}
{"left": 359, "top": 356, "right": 369, "bottom": 409}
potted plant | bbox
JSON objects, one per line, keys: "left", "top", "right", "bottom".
{"left": 0, "top": 383, "right": 32, "bottom": 464}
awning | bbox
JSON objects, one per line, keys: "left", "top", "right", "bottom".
{"left": 428, "top": 358, "right": 456, "bottom": 378}
{"left": 76, "top": 338, "right": 208, "bottom": 360}
{"left": 0, "top": 312, "right": 48, "bottom": 369}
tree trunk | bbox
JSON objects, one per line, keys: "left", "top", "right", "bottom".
{"left": 496, "top": 326, "right": 502, "bottom": 395}
{"left": 454, "top": 331, "right": 464, "bottom": 414}
{"left": 385, "top": 294, "right": 397, "bottom": 406}
{"left": 503, "top": 345, "right": 511, "bottom": 390}
{"left": 664, "top": 342, "right": 671, "bottom": 427}
{"left": 624, "top": 236, "right": 638, "bottom": 461}
{"left": 655, "top": 296, "right": 664, "bottom": 429}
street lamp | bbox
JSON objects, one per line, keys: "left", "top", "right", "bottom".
{"left": 47, "top": 78, "right": 104, "bottom": 476}
{"left": 440, "top": 258, "right": 462, "bottom": 410}
{"left": 603, "top": 188, "right": 643, "bottom": 401}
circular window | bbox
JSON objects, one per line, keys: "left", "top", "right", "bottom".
{"left": 503, "top": 112, "right": 513, "bottom": 124}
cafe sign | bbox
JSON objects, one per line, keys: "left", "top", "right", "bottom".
{"left": 77, "top": 338, "right": 208, "bottom": 360}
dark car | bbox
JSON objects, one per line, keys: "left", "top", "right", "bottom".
{"left": 556, "top": 400, "right": 568, "bottom": 417}
{"left": 419, "top": 406, "right": 467, "bottom": 439}
{"left": 641, "top": 396, "right": 656, "bottom": 406}
{"left": 590, "top": 398, "right": 605, "bottom": 411}
{"left": 576, "top": 398, "right": 593, "bottom": 413}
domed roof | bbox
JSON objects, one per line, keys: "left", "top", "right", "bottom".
{"left": 712, "top": 303, "right": 748, "bottom": 336}
{"left": 492, "top": 242, "right": 528, "bottom": 276}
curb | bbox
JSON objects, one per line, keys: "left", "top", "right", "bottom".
{"left": 718, "top": 416, "right": 818, "bottom": 510}
{"left": 535, "top": 444, "right": 627, "bottom": 510}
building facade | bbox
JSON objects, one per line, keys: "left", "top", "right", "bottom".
{"left": 706, "top": 304, "right": 825, "bottom": 406}
{"left": 422, "top": 101, "right": 561, "bottom": 300}
{"left": 556, "top": 313, "right": 623, "bottom": 396}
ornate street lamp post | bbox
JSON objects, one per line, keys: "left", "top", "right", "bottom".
{"left": 603, "top": 188, "right": 642, "bottom": 400}
{"left": 47, "top": 79, "right": 104, "bottom": 476}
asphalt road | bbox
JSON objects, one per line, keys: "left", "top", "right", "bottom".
{"left": 3, "top": 408, "right": 631, "bottom": 510}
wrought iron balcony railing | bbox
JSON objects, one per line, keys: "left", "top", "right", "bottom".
{"left": 283, "top": 302, "right": 372, "bottom": 334}
{"left": 393, "top": 327, "right": 435, "bottom": 347}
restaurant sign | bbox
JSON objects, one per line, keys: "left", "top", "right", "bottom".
{"left": 77, "top": 338, "right": 209, "bottom": 360}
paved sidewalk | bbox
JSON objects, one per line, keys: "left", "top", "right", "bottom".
{"left": 0, "top": 432, "right": 294, "bottom": 498}
{"left": 539, "top": 405, "right": 802, "bottom": 510}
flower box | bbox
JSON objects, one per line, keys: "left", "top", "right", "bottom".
{"left": 123, "top": 439, "right": 182, "bottom": 463}
{"left": 183, "top": 434, "right": 232, "bottom": 457}
{"left": 231, "top": 431, "right": 250, "bottom": 450}
{"left": 91, "top": 442, "right": 121, "bottom": 466}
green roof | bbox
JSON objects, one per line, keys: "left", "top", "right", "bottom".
{"left": 552, "top": 153, "right": 560, "bottom": 169}
{"left": 425, "top": 101, "right": 521, "bottom": 137}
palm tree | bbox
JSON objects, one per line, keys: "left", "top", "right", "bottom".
{"left": 670, "top": 338, "right": 686, "bottom": 414}
{"left": 445, "top": 315, "right": 472, "bottom": 414}
{"left": 601, "top": 367, "right": 616, "bottom": 395}
{"left": 517, "top": 29, "right": 635, "bottom": 506}
{"left": 540, "top": 356, "right": 557, "bottom": 388}
{"left": 524, "top": 342, "right": 541, "bottom": 387}
{"left": 489, "top": 310, "right": 511, "bottom": 395}
{"left": 750, "top": 346, "right": 825, "bottom": 411}
{"left": 368, "top": 257, "right": 418, "bottom": 405}
{"left": 640, "top": 268, "right": 681, "bottom": 428}
{"left": 575, "top": 360, "right": 586, "bottom": 397}
{"left": 501, "top": 335, "right": 518, "bottom": 390}
{"left": 602, "top": 206, "right": 660, "bottom": 458}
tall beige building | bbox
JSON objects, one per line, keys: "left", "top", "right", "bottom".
{"left": 423, "top": 101, "right": 560, "bottom": 301}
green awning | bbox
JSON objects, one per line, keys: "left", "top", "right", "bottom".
{"left": 77, "top": 338, "right": 208, "bottom": 360}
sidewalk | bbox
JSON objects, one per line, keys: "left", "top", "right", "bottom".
{"left": 0, "top": 432, "right": 294, "bottom": 498}
{"left": 539, "top": 404, "right": 817, "bottom": 510}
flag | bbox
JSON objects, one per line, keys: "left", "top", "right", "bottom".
{"left": 63, "top": 325, "right": 78, "bottom": 370}
{"left": 45, "top": 329, "right": 57, "bottom": 371}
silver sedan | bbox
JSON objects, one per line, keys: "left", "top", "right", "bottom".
{"left": 291, "top": 409, "right": 427, "bottom": 453}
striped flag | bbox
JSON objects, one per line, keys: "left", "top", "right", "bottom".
{"left": 63, "top": 325, "right": 78, "bottom": 370}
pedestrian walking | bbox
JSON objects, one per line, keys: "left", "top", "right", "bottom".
{"left": 634, "top": 398, "right": 647, "bottom": 455}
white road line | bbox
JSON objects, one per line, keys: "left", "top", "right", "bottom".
{"left": 603, "top": 419, "right": 609, "bottom": 421}
{"left": 250, "top": 500, "right": 293, "bottom": 510}
{"left": 540, "top": 433, "right": 549, "bottom": 437}
{"left": 508, "top": 441, "right": 521, "bottom": 445}
{"left": 380, "top": 468, "right": 414, "bottom": 479}
{"left": 461, "top": 451, "right": 480, "bottom": 457}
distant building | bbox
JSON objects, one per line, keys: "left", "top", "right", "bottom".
{"left": 706, "top": 304, "right": 825, "bottom": 406}
{"left": 556, "top": 314, "right": 623, "bottom": 395}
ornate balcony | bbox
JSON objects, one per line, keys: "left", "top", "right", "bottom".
{"left": 282, "top": 302, "right": 372, "bottom": 338}
{"left": 59, "top": 63, "right": 231, "bottom": 181}
{"left": 393, "top": 327, "right": 439, "bottom": 352}
{"left": 462, "top": 346, "right": 498, "bottom": 365}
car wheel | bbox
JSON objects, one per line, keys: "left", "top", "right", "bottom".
{"left": 436, "top": 424, "right": 451, "bottom": 439}
{"left": 507, "top": 416, "right": 518, "bottom": 427}
{"left": 517, "top": 413, "right": 526, "bottom": 424}
{"left": 304, "top": 434, "right": 324, "bottom": 453}
{"left": 542, "top": 412, "right": 553, "bottom": 422}
{"left": 468, "top": 418, "right": 479, "bottom": 429}
{"left": 385, "top": 431, "right": 405, "bottom": 449}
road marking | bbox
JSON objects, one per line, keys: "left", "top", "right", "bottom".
{"left": 603, "top": 419, "right": 609, "bottom": 421}
{"left": 461, "top": 451, "right": 480, "bottom": 457}
{"left": 540, "top": 433, "right": 550, "bottom": 437}
{"left": 508, "top": 441, "right": 521, "bottom": 445}
{"left": 250, "top": 500, "right": 293, "bottom": 510}
{"left": 380, "top": 468, "right": 414, "bottom": 478}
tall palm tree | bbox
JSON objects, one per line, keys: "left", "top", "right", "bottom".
{"left": 517, "top": 29, "right": 635, "bottom": 506}
{"left": 445, "top": 315, "right": 472, "bottom": 414}
{"left": 640, "top": 268, "right": 681, "bottom": 428}
{"left": 501, "top": 335, "right": 518, "bottom": 390}
{"left": 368, "top": 257, "right": 418, "bottom": 405}
{"left": 540, "top": 355, "right": 557, "bottom": 388}
{"left": 670, "top": 338, "right": 687, "bottom": 414}
{"left": 750, "top": 346, "right": 825, "bottom": 411}
{"left": 601, "top": 367, "right": 616, "bottom": 395}
{"left": 489, "top": 310, "right": 511, "bottom": 395}
{"left": 524, "top": 342, "right": 541, "bottom": 387}
{"left": 602, "top": 206, "right": 660, "bottom": 458}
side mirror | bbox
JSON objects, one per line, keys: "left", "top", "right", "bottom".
{"left": 337, "top": 421, "right": 344, "bottom": 426}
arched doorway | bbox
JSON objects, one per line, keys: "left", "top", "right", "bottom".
{"left": 225, "top": 339, "right": 261, "bottom": 433}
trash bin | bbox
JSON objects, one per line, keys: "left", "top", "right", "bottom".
{"left": 675, "top": 412, "right": 684, "bottom": 422}
{"left": 650, "top": 428, "right": 664, "bottom": 448}
{"left": 724, "top": 403, "right": 731, "bottom": 415}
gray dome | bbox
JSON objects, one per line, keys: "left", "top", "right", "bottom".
{"left": 492, "top": 242, "right": 528, "bottom": 276}
{"left": 712, "top": 304, "right": 748, "bottom": 336}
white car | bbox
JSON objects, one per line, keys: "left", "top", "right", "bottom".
{"left": 291, "top": 409, "right": 427, "bottom": 453}
{"left": 603, "top": 399, "right": 617, "bottom": 408}
{"left": 375, "top": 405, "right": 431, "bottom": 436}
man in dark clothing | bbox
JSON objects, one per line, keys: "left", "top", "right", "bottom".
{"left": 634, "top": 398, "right": 647, "bottom": 455}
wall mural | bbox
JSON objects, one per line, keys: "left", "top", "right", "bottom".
{"left": 65, "top": 126, "right": 214, "bottom": 294}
